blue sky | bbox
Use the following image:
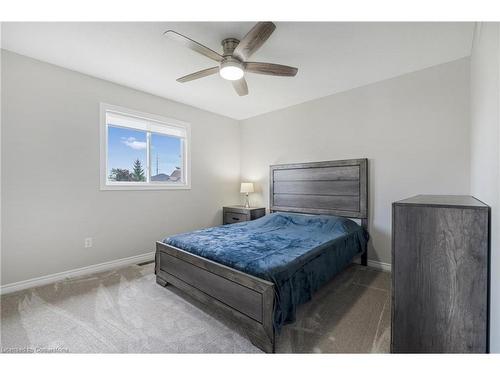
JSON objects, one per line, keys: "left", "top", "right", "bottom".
{"left": 107, "top": 126, "right": 181, "bottom": 177}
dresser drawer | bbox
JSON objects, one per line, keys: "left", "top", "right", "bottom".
{"left": 224, "top": 212, "right": 248, "bottom": 224}
{"left": 222, "top": 206, "right": 266, "bottom": 225}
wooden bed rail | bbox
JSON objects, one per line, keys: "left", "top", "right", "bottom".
{"left": 155, "top": 241, "right": 276, "bottom": 353}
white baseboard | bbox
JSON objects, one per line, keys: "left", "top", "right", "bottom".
{"left": 0, "top": 251, "right": 155, "bottom": 295}
{"left": 366, "top": 259, "right": 391, "bottom": 272}
{"left": 353, "top": 257, "right": 392, "bottom": 272}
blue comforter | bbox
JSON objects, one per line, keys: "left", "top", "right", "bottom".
{"left": 163, "top": 212, "right": 368, "bottom": 330}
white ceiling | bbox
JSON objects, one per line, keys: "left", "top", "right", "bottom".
{"left": 1, "top": 22, "right": 474, "bottom": 120}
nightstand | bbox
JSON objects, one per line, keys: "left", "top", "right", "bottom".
{"left": 223, "top": 206, "right": 266, "bottom": 225}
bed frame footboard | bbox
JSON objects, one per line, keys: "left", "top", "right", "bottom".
{"left": 155, "top": 241, "right": 276, "bottom": 353}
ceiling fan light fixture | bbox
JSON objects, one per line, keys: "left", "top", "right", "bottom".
{"left": 219, "top": 59, "right": 244, "bottom": 81}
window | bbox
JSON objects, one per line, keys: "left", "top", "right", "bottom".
{"left": 100, "top": 103, "right": 190, "bottom": 190}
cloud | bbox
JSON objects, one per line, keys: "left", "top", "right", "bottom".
{"left": 121, "top": 137, "right": 147, "bottom": 150}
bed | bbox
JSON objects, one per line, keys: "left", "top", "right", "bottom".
{"left": 155, "top": 159, "right": 369, "bottom": 352}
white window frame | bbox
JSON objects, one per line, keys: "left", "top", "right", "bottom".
{"left": 100, "top": 103, "right": 191, "bottom": 190}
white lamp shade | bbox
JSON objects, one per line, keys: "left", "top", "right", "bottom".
{"left": 240, "top": 182, "right": 254, "bottom": 193}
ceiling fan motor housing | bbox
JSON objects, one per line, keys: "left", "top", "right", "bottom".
{"left": 221, "top": 38, "right": 240, "bottom": 56}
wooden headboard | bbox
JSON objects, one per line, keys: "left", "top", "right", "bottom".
{"left": 269, "top": 159, "right": 368, "bottom": 220}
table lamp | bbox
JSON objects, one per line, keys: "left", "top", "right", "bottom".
{"left": 240, "top": 182, "right": 254, "bottom": 208}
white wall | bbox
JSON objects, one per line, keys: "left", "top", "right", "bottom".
{"left": 1, "top": 50, "right": 241, "bottom": 285}
{"left": 470, "top": 22, "right": 500, "bottom": 353}
{"left": 240, "top": 58, "right": 471, "bottom": 265}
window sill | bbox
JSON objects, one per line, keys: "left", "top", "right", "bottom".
{"left": 100, "top": 183, "right": 191, "bottom": 191}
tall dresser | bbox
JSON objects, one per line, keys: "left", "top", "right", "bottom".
{"left": 392, "top": 195, "right": 490, "bottom": 353}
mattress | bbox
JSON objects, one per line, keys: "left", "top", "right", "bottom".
{"left": 163, "top": 212, "right": 368, "bottom": 330}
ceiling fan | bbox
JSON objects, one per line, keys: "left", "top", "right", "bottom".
{"left": 164, "top": 22, "right": 298, "bottom": 96}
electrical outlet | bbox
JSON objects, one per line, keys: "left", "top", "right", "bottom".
{"left": 84, "top": 237, "right": 93, "bottom": 248}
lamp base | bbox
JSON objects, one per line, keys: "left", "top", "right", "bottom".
{"left": 244, "top": 193, "right": 250, "bottom": 208}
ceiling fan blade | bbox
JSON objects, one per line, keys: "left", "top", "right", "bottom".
{"left": 164, "top": 30, "right": 223, "bottom": 63}
{"left": 232, "top": 78, "right": 249, "bottom": 96}
{"left": 245, "top": 62, "right": 298, "bottom": 77}
{"left": 233, "top": 22, "right": 276, "bottom": 61}
{"left": 176, "top": 66, "right": 219, "bottom": 83}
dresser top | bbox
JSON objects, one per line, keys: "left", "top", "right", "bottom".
{"left": 394, "top": 195, "right": 488, "bottom": 208}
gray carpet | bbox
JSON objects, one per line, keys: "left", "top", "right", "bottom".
{"left": 0, "top": 262, "right": 390, "bottom": 353}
